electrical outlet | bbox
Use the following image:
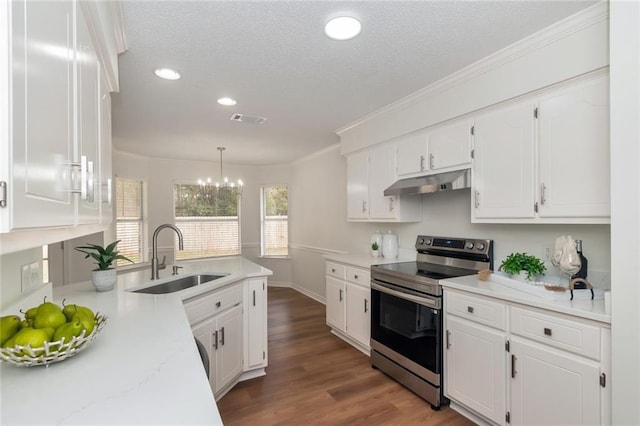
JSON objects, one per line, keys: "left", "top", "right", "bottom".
{"left": 29, "top": 262, "right": 41, "bottom": 288}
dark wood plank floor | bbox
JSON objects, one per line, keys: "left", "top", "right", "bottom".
{"left": 217, "top": 287, "right": 474, "bottom": 425}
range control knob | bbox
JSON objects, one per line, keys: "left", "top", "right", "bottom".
{"left": 425, "top": 239, "right": 432, "bottom": 245}
{"left": 476, "top": 243, "right": 486, "bottom": 251}
{"left": 418, "top": 238, "right": 425, "bottom": 245}
{"left": 465, "top": 241, "right": 474, "bottom": 250}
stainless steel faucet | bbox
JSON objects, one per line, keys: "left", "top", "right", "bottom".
{"left": 151, "top": 224, "right": 184, "bottom": 280}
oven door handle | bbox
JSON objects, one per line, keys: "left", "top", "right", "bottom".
{"left": 371, "top": 282, "right": 439, "bottom": 309}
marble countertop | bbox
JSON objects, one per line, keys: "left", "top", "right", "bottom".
{"left": 441, "top": 274, "right": 610, "bottom": 324}
{"left": 0, "top": 256, "right": 272, "bottom": 425}
{"left": 323, "top": 253, "right": 414, "bottom": 269}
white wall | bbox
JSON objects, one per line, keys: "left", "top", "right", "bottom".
{"left": 610, "top": 0, "right": 640, "bottom": 423}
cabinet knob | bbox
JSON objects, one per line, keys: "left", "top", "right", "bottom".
{"left": 216, "top": 301, "right": 221, "bottom": 308}
{"left": 544, "top": 327, "right": 552, "bottom": 336}
{"left": 354, "top": 274, "right": 358, "bottom": 279}
{"left": 467, "top": 306, "right": 474, "bottom": 313}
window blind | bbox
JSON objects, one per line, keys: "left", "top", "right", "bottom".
{"left": 261, "top": 185, "right": 288, "bottom": 256}
{"left": 115, "top": 178, "right": 145, "bottom": 265}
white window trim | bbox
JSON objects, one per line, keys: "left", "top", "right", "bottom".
{"left": 260, "top": 184, "right": 289, "bottom": 258}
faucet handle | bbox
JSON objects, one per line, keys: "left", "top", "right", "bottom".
{"left": 172, "top": 265, "right": 183, "bottom": 275}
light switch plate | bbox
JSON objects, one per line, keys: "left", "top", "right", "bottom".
{"left": 21, "top": 264, "right": 30, "bottom": 292}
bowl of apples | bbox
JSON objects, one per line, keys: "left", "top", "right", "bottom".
{"left": 0, "top": 299, "right": 107, "bottom": 367}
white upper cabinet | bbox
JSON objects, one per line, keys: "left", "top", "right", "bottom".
{"left": 346, "top": 144, "right": 421, "bottom": 222}
{"left": 4, "top": 0, "right": 76, "bottom": 229}
{"left": 76, "top": 11, "right": 102, "bottom": 224}
{"left": 472, "top": 73, "right": 610, "bottom": 224}
{"left": 537, "top": 76, "right": 610, "bottom": 219}
{"left": 472, "top": 101, "right": 536, "bottom": 220}
{"left": 429, "top": 121, "right": 472, "bottom": 171}
{"left": 396, "top": 122, "right": 471, "bottom": 178}
{"left": 1, "top": 1, "right": 116, "bottom": 234}
{"left": 396, "top": 131, "right": 429, "bottom": 176}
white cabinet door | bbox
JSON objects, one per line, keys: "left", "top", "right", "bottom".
{"left": 99, "top": 71, "right": 113, "bottom": 225}
{"left": 345, "top": 283, "right": 370, "bottom": 349}
{"left": 76, "top": 11, "right": 101, "bottom": 224}
{"left": 7, "top": 0, "right": 76, "bottom": 229}
{"left": 326, "top": 276, "right": 346, "bottom": 332}
{"left": 191, "top": 315, "right": 217, "bottom": 392}
{"left": 346, "top": 151, "right": 369, "bottom": 220}
{"left": 369, "top": 144, "right": 398, "bottom": 220}
{"left": 510, "top": 338, "right": 600, "bottom": 426}
{"left": 429, "top": 121, "right": 471, "bottom": 171}
{"left": 537, "top": 75, "right": 610, "bottom": 219}
{"left": 245, "top": 278, "right": 267, "bottom": 370}
{"left": 472, "top": 102, "right": 535, "bottom": 220}
{"left": 396, "top": 131, "right": 429, "bottom": 176}
{"left": 214, "top": 304, "right": 243, "bottom": 394}
{"left": 446, "top": 316, "right": 507, "bottom": 425}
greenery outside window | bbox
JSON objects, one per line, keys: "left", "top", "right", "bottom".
{"left": 261, "top": 184, "right": 288, "bottom": 257}
{"left": 115, "top": 178, "right": 146, "bottom": 266}
{"left": 174, "top": 183, "right": 241, "bottom": 259}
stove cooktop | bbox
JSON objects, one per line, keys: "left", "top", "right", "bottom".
{"left": 372, "top": 261, "right": 478, "bottom": 283}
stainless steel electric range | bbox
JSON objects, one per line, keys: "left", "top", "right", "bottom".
{"left": 370, "top": 235, "right": 493, "bottom": 409}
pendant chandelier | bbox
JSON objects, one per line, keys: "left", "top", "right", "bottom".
{"left": 198, "top": 147, "right": 243, "bottom": 194}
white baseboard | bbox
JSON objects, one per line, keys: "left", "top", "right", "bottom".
{"left": 267, "top": 281, "right": 291, "bottom": 288}
{"left": 290, "top": 282, "right": 325, "bottom": 305}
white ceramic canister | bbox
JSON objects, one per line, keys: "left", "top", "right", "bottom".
{"left": 382, "top": 231, "right": 398, "bottom": 258}
{"left": 371, "top": 230, "right": 383, "bottom": 254}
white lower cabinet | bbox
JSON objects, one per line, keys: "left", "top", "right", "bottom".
{"left": 446, "top": 316, "right": 506, "bottom": 425}
{"left": 326, "top": 261, "right": 371, "bottom": 354}
{"left": 244, "top": 277, "right": 268, "bottom": 370}
{"left": 183, "top": 276, "right": 269, "bottom": 400}
{"left": 509, "top": 338, "right": 600, "bottom": 425}
{"left": 444, "top": 288, "right": 610, "bottom": 425}
{"left": 191, "top": 305, "right": 243, "bottom": 395}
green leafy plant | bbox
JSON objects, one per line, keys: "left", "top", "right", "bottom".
{"left": 75, "top": 240, "right": 134, "bottom": 271}
{"left": 499, "top": 252, "right": 546, "bottom": 280}
{"left": 371, "top": 242, "right": 379, "bottom": 251}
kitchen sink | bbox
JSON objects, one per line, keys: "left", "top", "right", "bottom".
{"left": 132, "top": 274, "right": 227, "bottom": 294}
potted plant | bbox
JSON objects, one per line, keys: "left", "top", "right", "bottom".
{"left": 371, "top": 242, "right": 380, "bottom": 257}
{"left": 499, "top": 252, "right": 546, "bottom": 281}
{"left": 75, "top": 240, "right": 134, "bottom": 292}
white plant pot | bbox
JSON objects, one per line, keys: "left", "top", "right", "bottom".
{"left": 91, "top": 269, "right": 117, "bottom": 292}
{"left": 371, "top": 250, "right": 380, "bottom": 258}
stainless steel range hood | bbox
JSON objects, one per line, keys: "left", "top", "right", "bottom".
{"left": 384, "top": 169, "right": 471, "bottom": 196}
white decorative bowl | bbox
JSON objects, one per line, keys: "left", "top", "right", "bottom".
{"left": 0, "top": 315, "right": 107, "bottom": 367}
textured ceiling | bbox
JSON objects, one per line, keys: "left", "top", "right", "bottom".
{"left": 112, "top": 0, "right": 597, "bottom": 166}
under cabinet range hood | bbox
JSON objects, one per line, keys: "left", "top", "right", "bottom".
{"left": 384, "top": 169, "right": 471, "bottom": 196}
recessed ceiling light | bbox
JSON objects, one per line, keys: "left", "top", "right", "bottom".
{"left": 217, "top": 97, "right": 237, "bottom": 106}
{"left": 153, "top": 68, "right": 181, "bottom": 80}
{"left": 324, "top": 16, "right": 361, "bottom": 40}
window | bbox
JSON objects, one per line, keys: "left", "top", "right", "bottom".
{"left": 174, "top": 183, "right": 241, "bottom": 259}
{"left": 115, "top": 178, "right": 146, "bottom": 266}
{"left": 261, "top": 184, "right": 288, "bottom": 256}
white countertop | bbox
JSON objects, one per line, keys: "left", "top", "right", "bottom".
{"left": 323, "top": 253, "right": 414, "bottom": 269}
{"left": 441, "top": 274, "right": 610, "bottom": 324}
{"left": 0, "top": 256, "right": 272, "bottom": 425}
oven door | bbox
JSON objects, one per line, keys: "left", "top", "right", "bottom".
{"left": 371, "top": 279, "right": 443, "bottom": 382}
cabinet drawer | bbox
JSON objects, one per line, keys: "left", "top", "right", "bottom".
{"left": 326, "top": 262, "right": 346, "bottom": 280}
{"left": 446, "top": 291, "right": 506, "bottom": 330}
{"left": 346, "top": 267, "right": 370, "bottom": 287}
{"left": 184, "top": 284, "right": 242, "bottom": 326}
{"left": 510, "top": 306, "right": 601, "bottom": 360}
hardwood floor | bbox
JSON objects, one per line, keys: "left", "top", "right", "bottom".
{"left": 217, "top": 287, "right": 474, "bottom": 425}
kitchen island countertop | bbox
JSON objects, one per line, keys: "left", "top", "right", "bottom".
{"left": 0, "top": 256, "right": 272, "bottom": 425}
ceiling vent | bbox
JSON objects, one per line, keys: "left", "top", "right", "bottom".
{"left": 230, "top": 113, "right": 267, "bottom": 125}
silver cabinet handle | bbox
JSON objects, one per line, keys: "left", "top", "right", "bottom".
{"left": 364, "top": 299, "right": 368, "bottom": 313}
{"left": 389, "top": 197, "right": 394, "bottom": 212}
{"left": 220, "top": 327, "right": 225, "bottom": 346}
{"left": 540, "top": 183, "right": 547, "bottom": 205}
{"left": 339, "top": 288, "right": 343, "bottom": 301}
{"left": 362, "top": 200, "right": 367, "bottom": 213}
{"left": 446, "top": 330, "right": 451, "bottom": 349}
{"left": 420, "top": 155, "right": 425, "bottom": 171}
{"left": 475, "top": 191, "right": 480, "bottom": 208}
{"left": 86, "top": 160, "right": 95, "bottom": 202}
{"left": 430, "top": 153, "right": 435, "bottom": 169}
{"left": 253, "top": 290, "right": 256, "bottom": 306}
{"left": 80, "top": 156, "right": 88, "bottom": 200}
{"left": 213, "top": 330, "right": 219, "bottom": 350}
{"left": 511, "top": 354, "right": 517, "bottom": 378}
{"left": 0, "top": 181, "right": 6, "bottom": 208}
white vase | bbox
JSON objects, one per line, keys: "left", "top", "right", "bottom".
{"left": 371, "top": 249, "right": 379, "bottom": 258}
{"left": 91, "top": 269, "right": 117, "bottom": 292}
